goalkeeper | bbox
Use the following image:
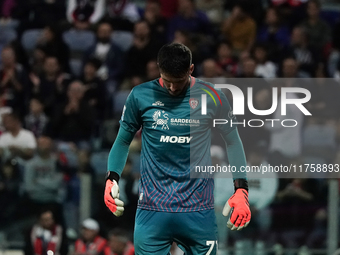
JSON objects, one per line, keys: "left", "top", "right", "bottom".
{"left": 104, "top": 43, "right": 251, "bottom": 255}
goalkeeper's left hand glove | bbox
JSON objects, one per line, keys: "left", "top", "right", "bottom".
{"left": 222, "top": 179, "right": 251, "bottom": 231}
{"left": 104, "top": 172, "right": 124, "bottom": 217}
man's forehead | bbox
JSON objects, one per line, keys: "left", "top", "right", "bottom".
{"left": 161, "top": 73, "right": 188, "bottom": 83}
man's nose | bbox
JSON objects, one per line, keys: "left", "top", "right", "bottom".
{"left": 169, "top": 84, "right": 178, "bottom": 91}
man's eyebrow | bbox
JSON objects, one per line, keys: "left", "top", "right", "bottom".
{"left": 162, "top": 77, "right": 186, "bottom": 82}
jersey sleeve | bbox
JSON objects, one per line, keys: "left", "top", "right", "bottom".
{"left": 119, "top": 88, "right": 142, "bottom": 133}
{"left": 214, "top": 91, "right": 237, "bottom": 136}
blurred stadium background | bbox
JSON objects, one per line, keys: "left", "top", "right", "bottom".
{"left": 0, "top": 0, "right": 340, "bottom": 254}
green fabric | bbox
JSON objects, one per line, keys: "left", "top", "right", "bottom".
{"left": 107, "top": 127, "right": 135, "bottom": 176}
{"left": 222, "top": 128, "right": 247, "bottom": 180}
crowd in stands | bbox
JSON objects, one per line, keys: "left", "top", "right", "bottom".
{"left": 0, "top": 0, "right": 339, "bottom": 252}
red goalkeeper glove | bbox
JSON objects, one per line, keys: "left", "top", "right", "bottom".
{"left": 104, "top": 172, "right": 124, "bottom": 217}
{"left": 222, "top": 179, "right": 251, "bottom": 231}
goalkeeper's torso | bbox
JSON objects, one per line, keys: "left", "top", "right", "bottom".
{"left": 120, "top": 77, "right": 234, "bottom": 212}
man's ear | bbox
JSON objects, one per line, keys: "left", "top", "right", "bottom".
{"left": 189, "top": 64, "right": 194, "bottom": 75}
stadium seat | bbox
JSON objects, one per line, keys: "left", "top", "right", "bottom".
{"left": 111, "top": 31, "right": 133, "bottom": 52}
{"left": 90, "top": 150, "right": 110, "bottom": 183}
{"left": 21, "top": 29, "right": 43, "bottom": 52}
{"left": 302, "top": 124, "right": 337, "bottom": 165}
{"left": 63, "top": 30, "right": 96, "bottom": 77}
{"left": 62, "top": 29, "right": 95, "bottom": 53}
{"left": 113, "top": 90, "right": 130, "bottom": 118}
{"left": 320, "top": 10, "right": 340, "bottom": 28}
{"left": 69, "top": 58, "right": 83, "bottom": 77}
{"left": 0, "top": 28, "right": 17, "bottom": 46}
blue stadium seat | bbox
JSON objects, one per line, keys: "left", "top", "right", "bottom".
{"left": 320, "top": 10, "right": 340, "bottom": 28}
{"left": 90, "top": 150, "right": 110, "bottom": 183}
{"left": 21, "top": 29, "right": 43, "bottom": 52}
{"left": 0, "top": 28, "right": 17, "bottom": 46}
{"left": 69, "top": 58, "right": 83, "bottom": 77}
{"left": 111, "top": 31, "right": 133, "bottom": 52}
{"left": 113, "top": 90, "right": 130, "bottom": 117}
{"left": 62, "top": 29, "right": 95, "bottom": 53}
{"left": 302, "top": 124, "right": 337, "bottom": 165}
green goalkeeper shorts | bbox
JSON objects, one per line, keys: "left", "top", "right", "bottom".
{"left": 134, "top": 208, "right": 218, "bottom": 255}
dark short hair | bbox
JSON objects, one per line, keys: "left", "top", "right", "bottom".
{"left": 85, "top": 57, "right": 102, "bottom": 70}
{"left": 108, "top": 228, "right": 130, "bottom": 243}
{"left": 157, "top": 43, "right": 192, "bottom": 78}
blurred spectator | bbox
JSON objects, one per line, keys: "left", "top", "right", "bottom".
{"left": 0, "top": 159, "right": 21, "bottom": 226}
{"left": 271, "top": 0, "right": 308, "bottom": 7}
{"left": 25, "top": 97, "right": 49, "bottom": 137}
{"left": 74, "top": 218, "right": 106, "bottom": 255}
{"left": 0, "top": 112, "right": 36, "bottom": 161}
{"left": 211, "top": 145, "right": 233, "bottom": 250}
{"left": 0, "top": 106, "right": 12, "bottom": 133}
{"left": 198, "top": 58, "right": 226, "bottom": 84}
{"left": 0, "top": 46, "right": 29, "bottom": 117}
{"left": 306, "top": 67, "right": 340, "bottom": 119}
{"left": 125, "top": 20, "right": 160, "bottom": 78}
{"left": 50, "top": 81, "right": 94, "bottom": 149}
{"left": 252, "top": 44, "right": 277, "bottom": 78}
{"left": 16, "top": 0, "right": 66, "bottom": 34}
{"left": 24, "top": 209, "right": 68, "bottom": 255}
{"left": 101, "top": 229, "right": 134, "bottom": 255}
{"left": 143, "top": 0, "right": 167, "bottom": 45}
{"left": 256, "top": 7, "right": 290, "bottom": 60}
{"left": 64, "top": 150, "right": 95, "bottom": 233}
{"left": 167, "top": 0, "right": 212, "bottom": 42}
{"left": 270, "top": 0, "right": 308, "bottom": 29}
{"left": 246, "top": 148, "right": 279, "bottom": 239}
{"left": 286, "top": 26, "right": 317, "bottom": 77}
{"left": 195, "top": 0, "right": 224, "bottom": 25}
{"left": 67, "top": 0, "right": 105, "bottom": 26}
{"left": 300, "top": 0, "right": 331, "bottom": 52}
{"left": 29, "top": 56, "right": 72, "bottom": 117}
{"left": 80, "top": 58, "right": 106, "bottom": 120}
{"left": 265, "top": 79, "right": 304, "bottom": 166}
{"left": 84, "top": 22, "right": 125, "bottom": 85}
{"left": 237, "top": 57, "right": 262, "bottom": 78}
{"left": 29, "top": 46, "right": 47, "bottom": 77}
{"left": 221, "top": 4, "right": 256, "bottom": 54}
{"left": 201, "top": 58, "right": 221, "bottom": 78}
{"left": 23, "top": 136, "right": 63, "bottom": 215}
{"left": 106, "top": 0, "right": 140, "bottom": 31}
{"left": 0, "top": 0, "right": 17, "bottom": 20}
{"left": 216, "top": 40, "right": 238, "bottom": 77}
{"left": 116, "top": 158, "right": 138, "bottom": 230}
{"left": 328, "top": 21, "right": 340, "bottom": 77}
{"left": 159, "top": 0, "right": 178, "bottom": 19}
{"left": 172, "top": 29, "right": 212, "bottom": 73}
{"left": 36, "top": 25, "right": 71, "bottom": 73}
{"left": 279, "top": 57, "right": 303, "bottom": 78}
{"left": 146, "top": 59, "right": 160, "bottom": 81}
{"left": 119, "top": 76, "right": 144, "bottom": 91}
{"left": 273, "top": 178, "right": 319, "bottom": 248}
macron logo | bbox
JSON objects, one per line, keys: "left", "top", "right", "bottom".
{"left": 160, "top": 135, "right": 192, "bottom": 143}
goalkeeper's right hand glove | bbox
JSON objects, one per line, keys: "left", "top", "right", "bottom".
{"left": 104, "top": 172, "right": 124, "bottom": 217}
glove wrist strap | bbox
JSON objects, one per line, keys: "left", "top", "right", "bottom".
{"left": 234, "top": 179, "right": 248, "bottom": 192}
{"left": 106, "top": 171, "right": 120, "bottom": 183}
